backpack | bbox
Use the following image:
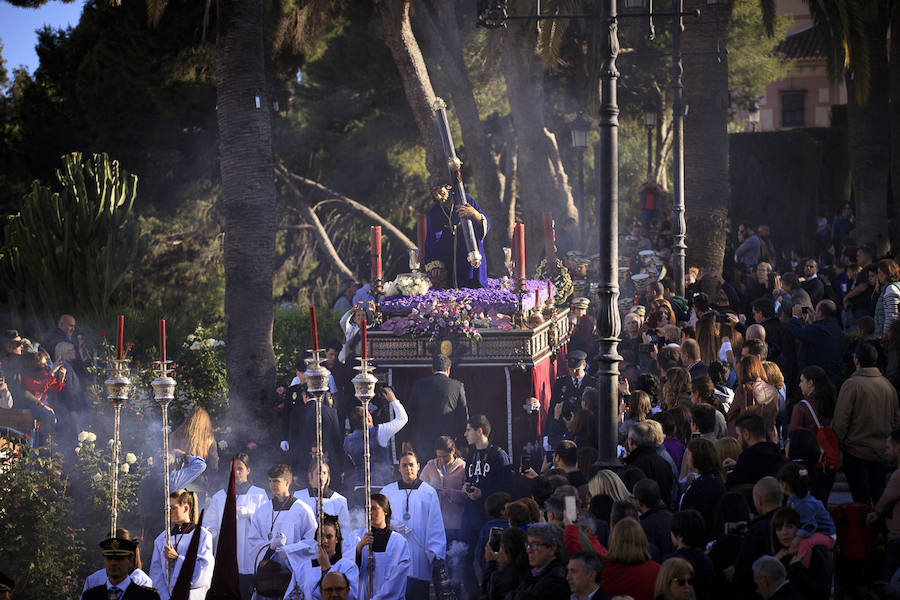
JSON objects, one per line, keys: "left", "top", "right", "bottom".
{"left": 800, "top": 399, "right": 840, "bottom": 470}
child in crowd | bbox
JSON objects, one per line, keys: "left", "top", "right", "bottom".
{"left": 777, "top": 462, "right": 836, "bottom": 566}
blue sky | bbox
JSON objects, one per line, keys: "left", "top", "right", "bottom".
{"left": 0, "top": 0, "right": 85, "bottom": 76}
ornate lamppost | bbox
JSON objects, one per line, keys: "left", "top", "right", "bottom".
{"left": 643, "top": 108, "right": 657, "bottom": 174}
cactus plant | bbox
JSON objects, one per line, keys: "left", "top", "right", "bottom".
{"left": 1, "top": 152, "right": 146, "bottom": 321}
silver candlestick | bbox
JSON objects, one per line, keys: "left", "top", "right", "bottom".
{"left": 105, "top": 358, "right": 131, "bottom": 539}
{"left": 304, "top": 348, "right": 331, "bottom": 577}
{"left": 151, "top": 359, "right": 176, "bottom": 588}
{"left": 352, "top": 357, "right": 378, "bottom": 598}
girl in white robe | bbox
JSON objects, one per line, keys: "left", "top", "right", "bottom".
{"left": 148, "top": 490, "right": 215, "bottom": 600}
{"left": 280, "top": 517, "right": 359, "bottom": 600}
{"left": 293, "top": 462, "right": 352, "bottom": 558}
{"left": 351, "top": 493, "right": 411, "bottom": 600}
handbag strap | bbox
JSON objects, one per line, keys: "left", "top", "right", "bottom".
{"left": 800, "top": 399, "right": 822, "bottom": 428}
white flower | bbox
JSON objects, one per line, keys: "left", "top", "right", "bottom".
{"left": 108, "top": 439, "right": 115, "bottom": 448}
{"left": 215, "top": 340, "right": 225, "bottom": 347}
{"left": 186, "top": 334, "right": 196, "bottom": 342}
{"left": 190, "top": 341, "right": 202, "bottom": 350}
{"left": 74, "top": 446, "right": 81, "bottom": 454}
{"left": 91, "top": 472, "right": 102, "bottom": 483}
{"left": 204, "top": 338, "right": 217, "bottom": 347}
{"left": 147, "top": 456, "right": 154, "bottom": 466}
{"left": 77, "top": 431, "right": 89, "bottom": 442}
{"left": 121, "top": 463, "right": 130, "bottom": 474}
{"left": 218, "top": 440, "right": 228, "bottom": 450}
{"left": 125, "top": 453, "right": 137, "bottom": 464}
{"left": 85, "top": 432, "right": 96, "bottom": 443}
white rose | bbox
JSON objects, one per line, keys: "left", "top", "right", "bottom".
{"left": 190, "top": 341, "right": 202, "bottom": 350}
{"left": 85, "top": 432, "right": 96, "bottom": 443}
{"left": 186, "top": 334, "right": 196, "bottom": 342}
{"left": 108, "top": 439, "right": 115, "bottom": 448}
{"left": 74, "top": 446, "right": 81, "bottom": 454}
{"left": 121, "top": 463, "right": 130, "bottom": 474}
{"left": 125, "top": 453, "right": 137, "bottom": 464}
{"left": 91, "top": 472, "right": 102, "bottom": 483}
{"left": 147, "top": 456, "right": 154, "bottom": 466}
{"left": 215, "top": 340, "right": 225, "bottom": 347}
{"left": 77, "top": 431, "right": 89, "bottom": 442}
{"left": 205, "top": 338, "right": 217, "bottom": 347}
{"left": 218, "top": 440, "right": 228, "bottom": 450}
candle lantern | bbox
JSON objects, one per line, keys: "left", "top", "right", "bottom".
{"left": 105, "top": 357, "right": 131, "bottom": 539}
{"left": 352, "top": 357, "right": 378, "bottom": 591}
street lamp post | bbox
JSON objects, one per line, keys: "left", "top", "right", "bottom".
{"left": 570, "top": 112, "right": 591, "bottom": 247}
{"left": 643, "top": 108, "right": 657, "bottom": 175}
{"left": 672, "top": 0, "right": 687, "bottom": 297}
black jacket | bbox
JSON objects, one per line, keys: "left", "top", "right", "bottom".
{"left": 82, "top": 583, "right": 160, "bottom": 600}
{"left": 624, "top": 445, "right": 676, "bottom": 507}
{"left": 640, "top": 506, "right": 675, "bottom": 557}
{"left": 287, "top": 399, "right": 344, "bottom": 481}
{"left": 406, "top": 372, "right": 468, "bottom": 458}
{"left": 511, "top": 558, "right": 571, "bottom": 600}
{"left": 549, "top": 374, "right": 598, "bottom": 420}
{"left": 732, "top": 510, "right": 777, "bottom": 593}
{"left": 727, "top": 441, "right": 785, "bottom": 489}
{"left": 768, "top": 581, "right": 808, "bottom": 600}
{"left": 679, "top": 472, "right": 727, "bottom": 541}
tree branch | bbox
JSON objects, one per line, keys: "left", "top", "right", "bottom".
{"left": 276, "top": 162, "right": 416, "bottom": 250}
{"left": 275, "top": 164, "right": 354, "bottom": 279}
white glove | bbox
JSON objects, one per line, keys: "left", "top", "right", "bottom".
{"left": 236, "top": 505, "right": 251, "bottom": 518}
{"left": 280, "top": 440, "right": 290, "bottom": 452}
{"left": 270, "top": 532, "right": 286, "bottom": 550}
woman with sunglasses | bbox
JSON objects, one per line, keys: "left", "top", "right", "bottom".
{"left": 653, "top": 557, "right": 695, "bottom": 600}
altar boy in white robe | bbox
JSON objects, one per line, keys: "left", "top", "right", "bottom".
{"left": 351, "top": 494, "right": 411, "bottom": 600}
{"left": 204, "top": 452, "right": 268, "bottom": 599}
{"left": 380, "top": 451, "right": 446, "bottom": 599}
{"left": 148, "top": 490, "right": 215, "bottom": 600}
{"left": 279, "top": 516, "right": 359, "bottom": 600}
{"left": 246, "top": 464, "right": 317, "bottom": 599}
{"left": 294, "top": 462, "right": 352, "bottom": 558}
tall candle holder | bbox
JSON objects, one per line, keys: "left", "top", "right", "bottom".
{"left": 352, "top": 357, "right": 378, "bottom": 594}
{"left": 409, "top": 249, "right": 421, "bottom": 274}
{"left": 513, "top": 284, "right": 528, "bottom": 329}
{"left": 105, "top": 358, "right": 131, "bottom": 538}
{"left": 151, "top": 358, "right": 176, "bottom": 588}
{"left": 304, "top": 347, "right": 331, "bottom": 576}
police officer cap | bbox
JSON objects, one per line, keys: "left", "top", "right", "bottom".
{"left": 571, "top": 297, "right": 590, "bottom": 309}
{"left": 0, "top": 572, "right": 14, "bottom": 593}
{"left": 566, "top": 350, "right": 587, "bottom": 367}
{"left": 100, "top": 536, "right": 139, "bottom": 558}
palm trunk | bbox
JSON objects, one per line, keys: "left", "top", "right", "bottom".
{"left": 850, "top": 1, "right": 891, "bottom": 254}
{"left": 682, "top": 0, "right": 731, "bottom": 275}
{"left": 217, "top": 0, "right": 277, "bottom": 411}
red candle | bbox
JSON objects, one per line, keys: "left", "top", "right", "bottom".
{"left": 117, "top": 315, "right": 124, "bottom": 360}
{"left": 370, "top": 226, "right": 382, "bottom": 285}
{"left": 417, "top": 215, "right": 427, "bottom": 262}
{"left": 159, "top": 319, "right": 167, "bottom": 364}
{"left": 514, "top": 223, "right": 526, "bottom": 286}
{"left": 361, "top": 319, "right": 368, "bottom": 360}
{"left": 309, "top": 306, "right": 319, "bottom": 352}
{"left": 547, "top": 280, "right": 552, "bottom": 299}
{"left": 542, "top": 212, "right": 556, "bottom": 261}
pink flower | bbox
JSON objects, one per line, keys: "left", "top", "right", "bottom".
{"left": 247, "top": 442, "right": 258, "bottom": 450}
{"left": 276, "top": 386, "right": 285, "bottom": 395}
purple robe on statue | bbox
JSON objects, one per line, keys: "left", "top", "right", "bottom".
{"left": 424, "top": 193, "right": 490, "bottom": 289}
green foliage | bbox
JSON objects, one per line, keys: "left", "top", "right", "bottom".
{"left": 0, "top": 152, "right": 146, "bottom": 322}
{"left": 173, "top": 324, "right": 229, "bottom": 423}
{"left": 0, "top": 446, "right": 85, "bottom": 600}
{"left": 69, "top": 431, "right": 148, "bottom": 566}
{"left": 273, "top": 306, "right": 340, "bottom": 388}
{"left": 728, "top": 0, "right": 793, "bottom": 112}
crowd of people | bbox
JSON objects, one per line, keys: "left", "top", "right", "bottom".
{"left": 6, "top": 201, "right": 900, "bottom": 600}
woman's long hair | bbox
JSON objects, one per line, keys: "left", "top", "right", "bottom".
{"left": 662, "top": 368, "right": 691, "bottom": 409}
{"left": 587, "top": 469, "right": 632, "bottom": 504}
{"left": 801, "top": 365, "right": 837, "bottom": 420}
{"left": 606, "top": 517, "right": 651, "bottom": 564}
{"left": 175, "top": 406, "right": 215, "bottom": 460}
{"left": 695, "top": 313, "right": 720, "bottom": 365}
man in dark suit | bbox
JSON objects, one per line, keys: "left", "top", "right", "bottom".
{"left": 82, "top": 536, "right": 160, "bottom": 600}
{"left": 752, "top": 555, "right": 806, "bottom": 600}
{"left": 751, "top": 298, "right": 798, "bottom": 390}
{"left": 680, "top": 339, "right": 708, "bottom": 381}
{"left": 549, "top": 350, "right": 597, "bottom": 425}
{"left": 406, "top": 354, "right": 468, "bottom": 459}
{"left": 42, "top": 314, "right": 88, "bottom": 378}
